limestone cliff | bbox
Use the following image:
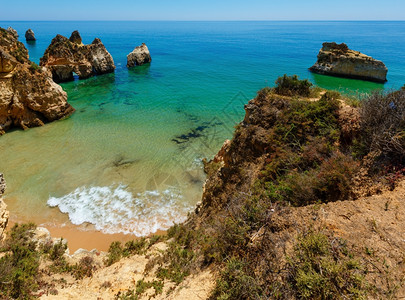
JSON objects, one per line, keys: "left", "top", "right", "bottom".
{"left": 0, "top": 27, "right": 75, "bottom": 134}
{"left": 0, "top": 174, "right": 9, "bottom": 241}
{"left": 40, "top": 32, "right": 115, "bottom": 83}
{"left": 309, "top": 42, "right": 388, "bottom": 83}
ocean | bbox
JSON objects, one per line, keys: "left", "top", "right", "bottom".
{"left": 0, "top": 21, "right": 404, "bottom": 236}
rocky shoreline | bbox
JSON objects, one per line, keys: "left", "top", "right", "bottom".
{"left": 0, "top": 27, "right": 74, "bottom": 134}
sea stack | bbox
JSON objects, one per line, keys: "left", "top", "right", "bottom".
{"left": 40, "top": 31, "right": 115, "bottom": 82}
{"left": 127, "top": 43, "right": 152, "bottom": 68}
{"left": 25, "top": 28, "right": 36, "bottom": 41}
{"left": 309, "top": 42, "right": 388, "bottom": 83}
{"left": 0, "top": 27, "right": 75, "bottom": 134}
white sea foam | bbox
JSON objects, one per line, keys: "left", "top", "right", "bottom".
{"left": 47, "top": 185, "right": 191, "bottom": 236}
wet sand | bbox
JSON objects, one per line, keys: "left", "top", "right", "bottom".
{"left": 7, "top": 220, "right": 166, "bottom": 253}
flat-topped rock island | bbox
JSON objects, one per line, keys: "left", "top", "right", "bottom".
{"left": 309, "top": 42, "right": 388, "bottom": 83}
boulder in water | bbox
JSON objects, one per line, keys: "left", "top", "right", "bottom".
{"left": 25, "top": 28, "right": 36, "bottom": 41}
{"left": 127, "top": 43, "right": 152, "bottom": 68}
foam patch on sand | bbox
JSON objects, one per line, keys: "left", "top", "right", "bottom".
{"left": 47, "top": 185, "right": 191, "bottom": 236}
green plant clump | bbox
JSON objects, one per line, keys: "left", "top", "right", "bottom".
{"left": 105, "top": 238, "right": 151, "bottom": 267}
{"left": 287, "top": 231, "right": 367, "bottom": 299}
{"left": 274, "top": 74, "right": 313, "bottom": 97}
{"left": 0, "top": 223, "right": 40, "bottom": 299}
{"left": 211, "top": 258, "right": 263, "bottom": 300}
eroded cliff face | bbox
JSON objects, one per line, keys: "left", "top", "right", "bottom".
{"left": 0, "top": 27, "right": 75, "bottom": 134}
{"left": 0, "top": 174, "right": 9, "bottom": 241}
{"left": 40, "top": 32, "right": 115, "bottom": 83}
{"left": 309, "top": 42, "right": 388, "bottom": 83}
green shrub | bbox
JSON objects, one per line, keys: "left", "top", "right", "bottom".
{"left": 105, "top": 241, "right": 123, "bottom": 266}
{"left": 0, "top": 223, "right": 40, "bottom": 299}
{"left": 123, "top": 238, "right": 147, "bottom": 257}
{"left": 287, "top": 231, "right": 367, "bottom": 299}
{"left": 211, "top": 258, "right": 262, "bottom": 300}
{"left": 357, "top": 89, "right": 405, "bottom": 164}
{"left": 320, "top": 90, "right": 341, "bottom": 102}
{"left": 104, "top": 238, "right": 154, "bottom": 267}
{"left": 49, "top": 238, "right": 67, "bottom": 261}
{"left": 148, "top": 235, "right": 163, "bottom": 247}
{"left": 72, "top": 256, "right": 95, "bottom": 280}
{"left": 275, "top": 74, "right": 313, "bottom": 97}
{"left": 156, "top": 243, "right": 195, "bottom": 284}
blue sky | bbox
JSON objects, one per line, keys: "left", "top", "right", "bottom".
{"left": 3, "top": 0, "right": 405, "bottom": 21}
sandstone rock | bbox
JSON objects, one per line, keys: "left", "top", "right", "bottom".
{"left": 0, "top": 27, "right": 75, "bottom": 134}
{"left": 69, "top": 30, "right": 82, "bottom": 44}
{"left": 309, "top": 42, "right": 388, "bottom": 83}
{"left": 0, "top": 174, "right": 9, "bottom": 241}
{"left": 90, "top": 38, "right": 116, "bottom": 74}
{"left": 7, "top": 27, "right": 18, "bottom": 39}
{"left": 40, "top": 32, "right": 115, "bottom": 83}
{"left": 127, "top": 43, "right": 151, "bottom": 68}
{"left": 25, "top": 28, "right": 36, "bottom": 41}
{"left": 0, "top": 48, "right": 18, "bottom": 74}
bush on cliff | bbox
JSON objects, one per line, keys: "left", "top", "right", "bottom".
{"left": 356, "top": 89, "right": 405, "bottom": 165}
{"left": 287, "top": 232, "right": 367, "bottom": 299}
{"left": 274, "top": 74, "right": 313, "bottom": 97}
{"left": 0, "top": 223, "right": 40, "bottom": 299}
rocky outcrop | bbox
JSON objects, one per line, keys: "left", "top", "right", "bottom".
{"left": 25, "top": 28, "right": 36, "bottom": 41}
{"left": 309, "top": 42, "right": 388, "bottom": 83}
{"left": 127, "top": 43, "right": 151, "bottom": 68}
{"left": 40, "top": 31, "right": 115, "bottom": 83}
{"left": 7, "top": 27, "right": 18, "bottom": 39}
{"left": 0, "top": 174, "right": 9, "bottom": 241}
{"left": 0, "top": 27, "right": 75, "bottom": 134}
{"left": 69, "top": 30, "right": 82, "bottom": 45}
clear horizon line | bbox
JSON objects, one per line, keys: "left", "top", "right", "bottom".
{"left": 2, "top": 19, "right": 405, "bottom": 22}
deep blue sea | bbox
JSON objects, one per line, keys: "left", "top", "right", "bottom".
{"left": 0, "top": 21, "right": 404, "bottom": 236}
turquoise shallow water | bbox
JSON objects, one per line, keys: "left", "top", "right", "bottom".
{"left": 0, "top": 21, "right": 404, "bottom": 235}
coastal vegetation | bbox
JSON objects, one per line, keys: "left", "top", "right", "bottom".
{"left": 1, "top": 75, "right": 405, "bottom": 299}
{"left": 131, "top": 75, "right": 405, "bottom": 299}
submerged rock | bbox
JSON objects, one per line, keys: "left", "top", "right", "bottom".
{"left": 7, "top": 27, "right": 18, "bottom": 39}
{"left": 0, "top": 27, "right": 75, "bottom": 134}
{"left": 69, "top": 30, "right": 82, "bottom": 44}
{"left": 40, "top": 31, "right": 115, "bottom": 82}
{"left": 25, "top": 28, "right": 36, "bottom": 41}
{"left": 309, "top": 42, "right": 388, "bottom": 83}
{"left": 127, "top": 43, "right": 151, "bottom": 68}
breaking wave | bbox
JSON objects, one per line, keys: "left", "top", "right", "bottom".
{"left": 47, "top": 185, "right": 191, "bottom": 236}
